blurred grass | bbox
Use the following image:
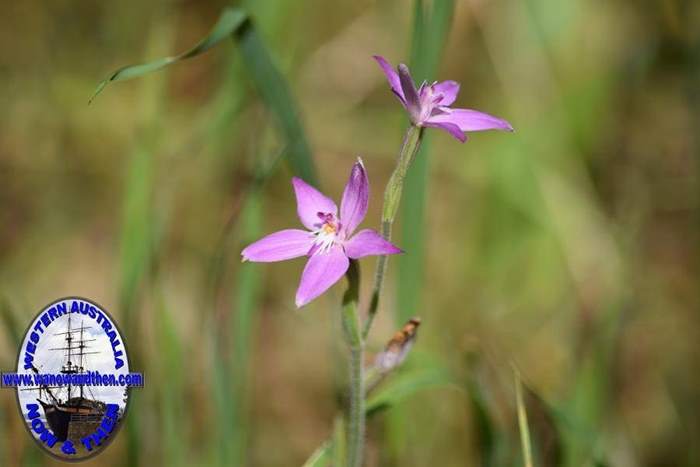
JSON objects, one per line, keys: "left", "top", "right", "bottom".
{"left": 102, "top": 5, "right": 318, "bottom": 466}
{"left": 0, "top": 0, "right": 699, "bottom": 466}
{"left": 211, "top": 189, "right": 263, "bottom": 466}
{"left": 154, "top": 291, "right": 186, "bottom": 467}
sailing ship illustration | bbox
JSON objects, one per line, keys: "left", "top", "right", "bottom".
{"left": 24, "top": 314, "right": 109, "bottom": 442}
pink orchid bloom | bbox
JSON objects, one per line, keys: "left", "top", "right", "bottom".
{"left": 374, "top": 55, "right": 514, "bottom": 142}
{"left": 241, "top": 160, "right": 402, "bottom": 308}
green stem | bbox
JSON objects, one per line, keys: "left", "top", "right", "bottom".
{"left": 341, "top": 260, "right": 364, "bottom": 467}
{"left": 363, "top": 125, "right": 424, "bottom": 339}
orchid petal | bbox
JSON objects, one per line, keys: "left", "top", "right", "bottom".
{"left": 397, "top": 64, "right": 421, "bottom": 119}
{"left": 241, "top": 229, "right": 314, "bottom": 262}
{"left": 373, "top": 55, "right": 405, "bottom": 103}
{"left": 427, "top": 108, "right": 514, "bottom": 132}
{"left": 295, "top": 246, "right": 349, "bottom": 307}
{"left": 433, "top": 80, "right": 460, "bottom": 106}
{"left": 423, "top": 120, "right": 467, "bottom": 142}
{"left": 340, "top": 159, "right": 369, "bottom": 236}
{"left": 292, "top": 177, "right": 338, "bottom": 231}
{"left": 344, "top": 229, "right": 403, "bottom": 259}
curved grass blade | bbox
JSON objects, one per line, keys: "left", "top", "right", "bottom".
{"left": 90, "top": 7, "right": 246, "bottom": 103}
{"left": 91, "top": 7, "right": 317, "bottom": 184}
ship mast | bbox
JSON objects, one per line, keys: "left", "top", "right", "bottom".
{"left": 23, "top": 315, "right": 100, "bottom": 406}
{"left": 49, "top": 314, "right": 98, "bottom": 404}
{"left": 79, "top": 321, "right": 85, "bottom": 399}
{"left": 66, "top": 313, "right": 72, "bottom": 401}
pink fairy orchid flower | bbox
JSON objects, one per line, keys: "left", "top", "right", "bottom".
{"left": 374, "top": 55, "right": 514, "bottom": 142}
{"left": 241, "top": 159, "right": 402, "bottom": 308}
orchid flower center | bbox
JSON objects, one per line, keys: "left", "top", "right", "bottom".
{"left": 310, "top": 212, "right": 342, "bottom": 255}
{"left": 417, "top": 81, "right": 444, "bottom": 124}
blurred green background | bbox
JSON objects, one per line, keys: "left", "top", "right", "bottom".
{"left": 1, "top": 0, "right": 699, "bottom": 466}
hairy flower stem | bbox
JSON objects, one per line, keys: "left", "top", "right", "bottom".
{"left": 363, "top": 125, "right": 424, "bottom": 338}
{"left": 341, "top": 260, "right": 364, "bottom": 467}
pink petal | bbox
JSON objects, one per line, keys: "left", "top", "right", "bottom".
{"left": 423, "top": 120, "right": 467, "bottom": 142}
{"left": 295, "top": 246, "right": 350, "bottom": 307}
{"left": 427, "top": 108, "right": 514, "bottom": 132}
{"left": 339, "top": 159, "right": 369, "bottom": 237}
{"left": 397, "top": 63, "right": 421, "bottom": 118}
{"left": 344, "top": 229, "right": 403, "bottom": 259}
{"left": 241, "top": 229, "right": 314, "bottom": 262}
{"left": 433, "top": 80, "right": 460, "bottom": 106}
{"left": 373, "top": 55, "right": 405, "bottom": 103}
{"left": 292, "top": 177, "right": 338, "bottom": 231}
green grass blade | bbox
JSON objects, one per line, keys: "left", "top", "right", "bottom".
{"left": 366, "top": 360, "right": 457, "bottom": 416}
{"left": 302, "top": 441, "right": 332, "bottom": 467}
{"left": 209, "top": 150, "right": 273, "bottom": 466}
{"left": 0, "top": 297, "right": 22, "bottom": 350}
{"left": 0, "top": 298, "right": 42, "bottom": 465}
{"left": 90, "top": 7, "right": 246, "bottom": 103}
{"left": 228, "top": 192, "right": 263, "bottom": 466}
{"left": 119, "top": 151, "right": 151, "bottom": 467}
{"left": 464, "top": 352, "right": 499, "bottom": 467}
{"left": 119, "top": 145, "right": 153, "bottom": 319}
{"left": 332, "top": 415, "right": 347, "bottom": 467}
{"left": 396, "top": 0, "right": 454, "bottom": 321}
{"left": 234, "top": 19, "right": 318, "bottom": 185}
{"left": 155, "top": 293, "right": 186, "bottom": 467}
{"left": 514, "top": 367, "right": 534, "bottom": 467}
{"left": 389, "top": 0, "right": 455, "bottom": 463}
{"left": 116, "top": 12, "right": 175, "bottom": 463}
{"left": 211, "top": 327, "right": 235, "bottom": 466}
